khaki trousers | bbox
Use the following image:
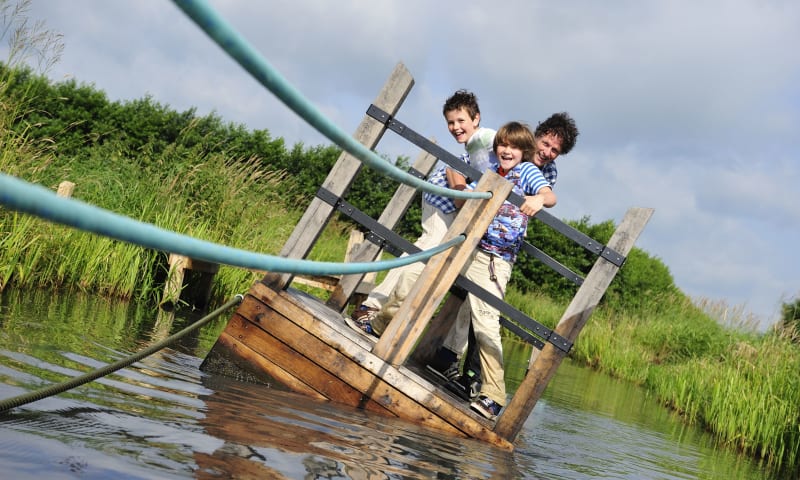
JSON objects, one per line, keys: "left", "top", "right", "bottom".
{"left": 447, "top": 250, "right": 511, "bottom": 406}
{"left": 369, "top": 202, "right": 455, "bottom": 332}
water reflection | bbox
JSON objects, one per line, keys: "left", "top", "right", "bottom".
{"left": 196, "top": 375, "right": 515, "bottom": 479}
{"left": 0, "top": 290, "right": 789, "bottom": 479}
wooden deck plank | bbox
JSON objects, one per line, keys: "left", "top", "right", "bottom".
{"left": 234, "top": 294, "right": 463, "bottom": 435}
{"left": 215, "top": 331, "right": 326, "bottom": 400}
{"left": 223, "top": 316, "right": 393, "bottom": 416}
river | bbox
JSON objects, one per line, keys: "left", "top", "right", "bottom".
{"left": 0, "top": 289, "right": 790, "bottom": 479}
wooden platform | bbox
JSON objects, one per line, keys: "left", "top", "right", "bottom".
{"left": 202, "top": 281, "right": 512, "bottom": 448}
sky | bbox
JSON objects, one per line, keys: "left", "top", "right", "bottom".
{"left": 6, "top": 1, "right": 799, "bottom": 330}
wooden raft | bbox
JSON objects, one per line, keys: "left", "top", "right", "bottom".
{"left": 200, "top": 62, "right": 654, "bottom": 449}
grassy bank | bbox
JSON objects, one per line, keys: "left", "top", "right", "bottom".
{"left": 508, "top": 289, "right": 799, "bottom": 471}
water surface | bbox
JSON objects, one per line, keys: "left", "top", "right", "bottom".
{"left": 0, "top": 290, "right": 786, "bottom": 479}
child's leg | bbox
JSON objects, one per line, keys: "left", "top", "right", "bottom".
{"left": 465, "top": 251, "right": 511, "bottom": 406}
{"left": 372, "top": 261, "right": 426, "bottom": 334}
{"left": 361, "top": 202, "right": 454, "bottom": 310}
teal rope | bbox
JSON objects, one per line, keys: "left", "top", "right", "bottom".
{"left": 0, "top": 174, "right": 464, "bottom": 276}
{"left": 170, "top": 0, "right": 489, "bottom": 202}
{"left": 0, "top": 295, "right": 243, "bottom": 413}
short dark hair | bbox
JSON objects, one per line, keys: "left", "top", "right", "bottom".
{"left": 535, "top": 112, "right": 579, "bottom": 155}
{"left": 442, "top": 89, "right": 480, "bottom": 120}
{"left": 493, "top": 121, "right": 536, "bottom": 162}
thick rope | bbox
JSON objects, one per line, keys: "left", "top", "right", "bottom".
{"left": 0, "top": 174, "right": 465, "bottom": 276}
{"left": 0, "top": 295, "right": 244, "bottom": 413}
{"left": 170, "top": 0, "right": 489, "bottom": 202}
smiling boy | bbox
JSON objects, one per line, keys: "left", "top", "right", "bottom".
{"left": 449, "top": 121, "right": 555, "bottom": 420}
{"left": 350, "top": 90, "right": 496, "bottom": 335}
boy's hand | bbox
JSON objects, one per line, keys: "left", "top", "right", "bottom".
{"left": 445, "top": 168, "right": 467, "bottom": 191}
{"left": 522, "top": 187, "right": 556, "bottom": 215}
{"left": 454, "top": 186, "right": 473, "bottom": 209}
{"left": 520, "top": 195, "right": 546, "bottom": 216}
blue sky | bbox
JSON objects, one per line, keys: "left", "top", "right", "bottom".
{"left": 8, "top": 1, "right": 799, "bottom": 330}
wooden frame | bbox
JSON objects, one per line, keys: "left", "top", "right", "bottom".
{"left": 201, "top": 62, "right": 654, "bottom": 448}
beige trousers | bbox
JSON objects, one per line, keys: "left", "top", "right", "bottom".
{"left": 446, "top": 250, "right": 511, "bottom": 406}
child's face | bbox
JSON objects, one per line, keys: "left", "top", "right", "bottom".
{"left": 531, "top": 133, "right": 564, "bottom": 168}
{"left": 495, "top": 141, "right": 525, "bottom": 171}
{"left": 444, "top": 107, "right": 480, "bottom": 145}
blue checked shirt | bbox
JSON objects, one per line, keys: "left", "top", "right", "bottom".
{"left": 424, "top": 156, "right": 558, "bottom": 215}
{"left": 422, "top": 153, "right": 471, "bottom": 214}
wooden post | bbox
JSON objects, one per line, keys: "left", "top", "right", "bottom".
{"left": 161, "top": 254, "right": 188, "bottom": 311}
{"left": 56, "top": 181, "right": 75, "bottom": 198}
{"left": 371, "top": 173, "right": 513, "bottom": 366}
{"left": 160, "top": 254, "right": 220, "bottom": 311}
{"left": 345, "top": 230, "right": 377, "bottom": 285}
{"left": 326, "top": 147, "right": 439, "bottom": 311}
{"left": 494, "top": 207, "right": 654, "bottom": 441}
{"left": 263, "top": 62, "right": 415, "bottom": 291}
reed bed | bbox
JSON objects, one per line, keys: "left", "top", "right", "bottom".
{"left": 557, "top": 293, "right": 799, "bottom": 471}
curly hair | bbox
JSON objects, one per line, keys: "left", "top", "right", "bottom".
{"left": 442, "top": 89, "right": 480, "bottom": 120}
{"left": 534, "top": 112, "right": 579, "bottom": 155}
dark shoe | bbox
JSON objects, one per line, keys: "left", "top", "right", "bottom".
{"left": 466, "top": 372, "right": 482, "bottom": 401}
{"left": 445, "top": 372, "right": 482, "bottom": 401}
{"left": 426, "top": 347, "right": 460, "bottom": 383}
{"left": 426, "top": 362, "right": 460, "bottom": 383}
{"left": 348, "top": 305, "right": 379, "bottom": 337}
{"left": 470, "top": 395, "right": 502, "bottom": 420}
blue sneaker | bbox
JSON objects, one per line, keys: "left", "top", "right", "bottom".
{"left": 470, "top": 395, "right": 502, "bottom": 420}
{"left": 348, "top": 305, "right": 379, "bottom": 337}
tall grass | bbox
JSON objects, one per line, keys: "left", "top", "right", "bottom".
{"left": 549, "top": 290, "right": 799, "bottom": 471}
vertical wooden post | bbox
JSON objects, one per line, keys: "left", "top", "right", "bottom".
{"left": 371, "top": 173, "right": 512, "bottom": 366}
{"left": 263, "top": 62, "right": 415, "bottom": 291}
{"left": 494, "top": 207, "right": 654, "bottom": 441}
{"left": 344, "top": 230, "right": 376, "bottom": 284}
{"left": 56, "top": 181, "right": 75, "bottom": 198}
{"left": 161, "top": 254, "right": 189, "bottom": 311}
{"left": 160, "top": 254, "right": 219, "bottom": 311}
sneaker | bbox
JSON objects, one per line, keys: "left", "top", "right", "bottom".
{"left": 426, "top": 362, "right": 460, "bottom": 383}
{"left": 444, "top": 372, "right": 482, "bottom": 402}
{"left": 425, "top": 347, "right": 460, "bottom": 383}
{"left": 470, "top": 395, "right": 502, "bottom": 420}
{"left": 466, "top": 373, "right": 482, "bottom": 401}
{"left": 348, "top": 305, "right": 379, "bottom": 337}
